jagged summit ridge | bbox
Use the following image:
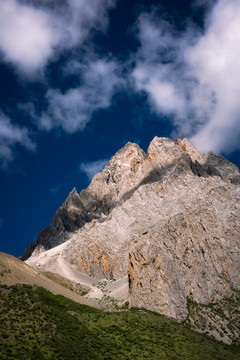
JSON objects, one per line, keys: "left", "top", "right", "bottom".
{"left": 24, "top": 137, "right": 240, "bottom": 330}
{"left": 22, "top": 137, "right": 240, "bottom": 260}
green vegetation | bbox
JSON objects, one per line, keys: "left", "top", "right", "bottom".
{"left": 186, "top": 290, "right": 240, "bottom": 345}
{"left": 0, "top": 284, "right": 240, "bottom": 360}
{"left": 0, "top": 259, "right": 11, "bottom": 277}
{"left": 0, "top": 269, "right": 10, "bottom": 277}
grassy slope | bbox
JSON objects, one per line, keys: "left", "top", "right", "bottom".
{"left": 0, "top": 284, "right": 240, "bottom": 360}
{"left": 186, "top": 291, "right": 240, "bottom": 345}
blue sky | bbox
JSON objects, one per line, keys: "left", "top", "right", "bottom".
{"left": 0, "top": 0, "right": 240, "bottom": 257}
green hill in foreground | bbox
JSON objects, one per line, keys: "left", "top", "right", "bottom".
{"left": 0, "top": 284, "right": 239, "bottom": 360}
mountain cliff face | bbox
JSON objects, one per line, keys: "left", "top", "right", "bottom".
{"left": 23, "top": 137, "right": 240, "bottom": 333}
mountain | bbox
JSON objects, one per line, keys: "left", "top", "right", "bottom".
{"left": 22, "top": 137, "right": 240, "bottom": 343}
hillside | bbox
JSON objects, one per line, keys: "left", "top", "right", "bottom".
{"left": 0, "top": 252, "right": 97, "bottom": 308}
{"left": 1, "top": 283, "right": 240, "bottom": 360}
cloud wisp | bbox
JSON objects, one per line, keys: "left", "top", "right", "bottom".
{"left": 0, "top": 111, "right": 35, "bottom": 167}
{"left": 132, "top": 0, "right": 240, "bottom": 154}
{"left": 0, "top": 0, "right": 59, "bottom": 74}
{"left": 0, "top": 0, "right": 116, "bottom": 75}
{"left": 50, "top": 184, "right": 62, "bottom": 194}
{"left": 0, "top": 0, "right": 118, "bottom": 165}
{"left": 187, "top": 0, "right": 240, "bottom": 153}
{"left": 39, "top": 57, "right": 123, "bottom": 133}
{"left": 192, "top": 0, "right": 217, "bottom": 9}
{"left": 79, "top": 159, "right": 109, "bottom": 181}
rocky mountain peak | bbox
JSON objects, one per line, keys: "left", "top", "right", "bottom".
{"left": 177, "top": 138, "right": 202, "bottom": 162}
{"left": 23, "top": 136, "right": 240, "bottom": 343}
{"left": 86, "top": 141, "right": 147, "bottom": 198}
{"left": 22, "top": 136, "right": 240, "bottom": 261}
{"left": 63, "top": 187, "right": 83, "bottom": 213}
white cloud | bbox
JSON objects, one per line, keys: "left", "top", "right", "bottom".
{"left": 132, "top": 0, "right": 240, "bottom": 154}
{"left": 0, "top": 111, "right": 35, "bottom": 167}
{"left": 133, "top": 64, "right": 185, "bottom": 115}
{"left": 79, "top": 159, "right": 109, "bottom": 180}
{"left": 0, "top": 0, "right": 122, "bottom": 156}
{"left": 65, "top": 0, "right": 115, "bottom": 46}
{"left": 0, "top": 0, "right": 59, "bottom": 74}
{"left": 0, "top": 0, "right": 116, "bottom": 74}
{"left": 0, "top": 0, "right": 120, "bottom": 165}
{"left": 187, "top": 0, "right": 240, "bottom": 153}
{"left": 40, "top": 88, "right": 88, "bottom": 132}
{"left": 132, "top": 13, "right": 188, "bottom": 119}
{"left": 39, "top": 58, "right": 123, "bottom": 132}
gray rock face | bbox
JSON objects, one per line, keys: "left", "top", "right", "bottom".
{"left": 24, "top": 137, "right": 240, "bottom": 325}
{"left": 21, "top": 187, "right": 99, "bottom": 260}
